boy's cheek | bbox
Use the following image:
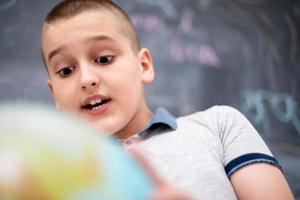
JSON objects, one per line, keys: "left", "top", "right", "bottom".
{"left": 54, "top": 99, "right": 61, "bottom": 111}
{"left": 47, "top": 80, "right": 55, "bottom": 95}
{"left": 48, "top": 87, "right": 73, "bottom": 112}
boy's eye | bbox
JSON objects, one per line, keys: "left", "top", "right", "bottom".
{"left": 95, "top": 55, "right": 114, "bottom": 65}
{"left": 57, "top": 66, "right": 75, "bottom": 77}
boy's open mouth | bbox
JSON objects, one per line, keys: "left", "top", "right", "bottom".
{"left": 81, "top": 98, "right": 111, "bottom": 110}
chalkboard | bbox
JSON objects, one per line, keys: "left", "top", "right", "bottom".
{"left": 0, "top": 0, "right": 299, "bottom": 197}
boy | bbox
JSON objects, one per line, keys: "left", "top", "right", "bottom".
{"left": 41, "top": 0, "right": 294, "bottom": 199}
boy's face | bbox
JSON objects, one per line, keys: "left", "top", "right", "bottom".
{"left": 41, "top": 10, "right": 154, "bottom": 136}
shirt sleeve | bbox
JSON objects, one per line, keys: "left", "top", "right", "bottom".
{"left": 212, "top": 105, "right": 281, "bottom": 177}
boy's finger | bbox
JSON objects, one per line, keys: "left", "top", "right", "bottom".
{"left": 125, "top": 142, "right": 194, "bottom": 200}
{"left": 126, "top": 144, "right": 167, "bottom": 186}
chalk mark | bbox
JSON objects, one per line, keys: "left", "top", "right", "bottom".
{"left": 0, "top": 0, "right": 17, "bottom": 13}
{"left": 235, "top": 0, "right": 270, "bottom": 5}
{"left": 283, "top": 13, "right": 298, "bottom": 63}
{"left": 240, "top": 90, "right": 300, "bottom": 137}
{"left": 130, "top": 0, "right": 177, "bottom": 18}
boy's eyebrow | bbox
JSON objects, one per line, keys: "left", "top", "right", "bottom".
{"left": 47, "top": 35, "right": 116, "bottom": 63}
{"left": 48, "top": 47, "right": 65, "bottom": 63}
{"left": 89, "top": 35, "right": 116, "bottom": 43}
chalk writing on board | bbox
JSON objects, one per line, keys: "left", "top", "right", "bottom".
{"left": 169, "top": 38, "right": 220, "bottom": 67}
{"left": 132, "top": 11, "right": 221, "bottom": 68}
{"left": 0, "top": 0, "right": 17, "bottom": 12}
{"left": 283, "top": 13, "right": 298, "bottom": 63}
{"left": 131, "top": 8, "right": 197, "bottom": 33}
{"left": 240, "top": 90, "right": 300, "bottom": 137}
{"left": 179, "top": 8, "right": 195, "bottom": 34}
{"left": 131, "top": 15, "right": 166, "bottom": 32}
{"left": 198, "top": 0, "right": 215, "bottom": 10}
{"left": 131, "top": 0, "right": 177, "bottom": 18}
{"left": 235, "top": 0, "right": 270, "bottom": 5}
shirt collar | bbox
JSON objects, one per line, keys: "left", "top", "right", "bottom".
{"left": 137, "top": 107, "right": 177, "bottom": 136}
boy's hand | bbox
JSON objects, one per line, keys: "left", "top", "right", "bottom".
{"left": 124, "top": 141, "right": 194, "bottom": 200}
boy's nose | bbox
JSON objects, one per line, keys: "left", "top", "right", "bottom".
{"left": 79, "top": 66, "right": 100, "bottom": 91}
{"left": 81, "top": 81, "right": 98, "bottom": 90}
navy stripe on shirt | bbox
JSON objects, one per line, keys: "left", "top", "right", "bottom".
{"left": 225, "top": 153, "right": 282, "bottom": 177}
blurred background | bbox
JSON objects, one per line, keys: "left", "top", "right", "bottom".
{"left": 0, "top": 0, "right": 299, "bottom": 198}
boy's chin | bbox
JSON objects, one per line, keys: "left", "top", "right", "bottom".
{"left": 91, "top": 123, "right": 115, "bottom": 137}
{"left": 73, "top": 110, "right": 118, "bottom": 137}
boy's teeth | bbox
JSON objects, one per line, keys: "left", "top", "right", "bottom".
{"left": 96, "top": 99, "right": 102, "bottom": 104}
{"left": 89, "top": 99, "right": 102, "bottom": 105}
{"left": 90, "top": 100, "right": 96, "bottom": 105}
{"left": 92, "top": 105, "right": 102, "bottom": 110}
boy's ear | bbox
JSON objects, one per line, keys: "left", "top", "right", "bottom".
{"left": 47, "top": 80, "right": 61, "bottom": 110}
{"left": 138, "top": 48, "right": 155, "bottom": 84}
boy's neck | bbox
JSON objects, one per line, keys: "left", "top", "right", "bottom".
{"left": 114, "top": 105, "right": 153, "bottom": 140}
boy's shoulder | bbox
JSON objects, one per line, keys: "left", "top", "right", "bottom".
{"left": 142, "top": 105, "right": 252, "bottom": 144}
{"left": 175, "top": 105, "right": 254, "bottom": 142}
{"left": 177, "top": 105, "right": 244, "bottom": 124}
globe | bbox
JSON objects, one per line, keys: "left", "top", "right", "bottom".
{"left": 0, "top": 103, "right": 153, "bottom": 200}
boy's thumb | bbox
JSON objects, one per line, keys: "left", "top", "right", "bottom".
{"left": 126, "top": 145, "right": 166, "bottom": 186}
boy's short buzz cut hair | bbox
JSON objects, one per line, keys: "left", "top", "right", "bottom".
{"left": 42, "top": 0, "right": 140, "bottom": 54}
